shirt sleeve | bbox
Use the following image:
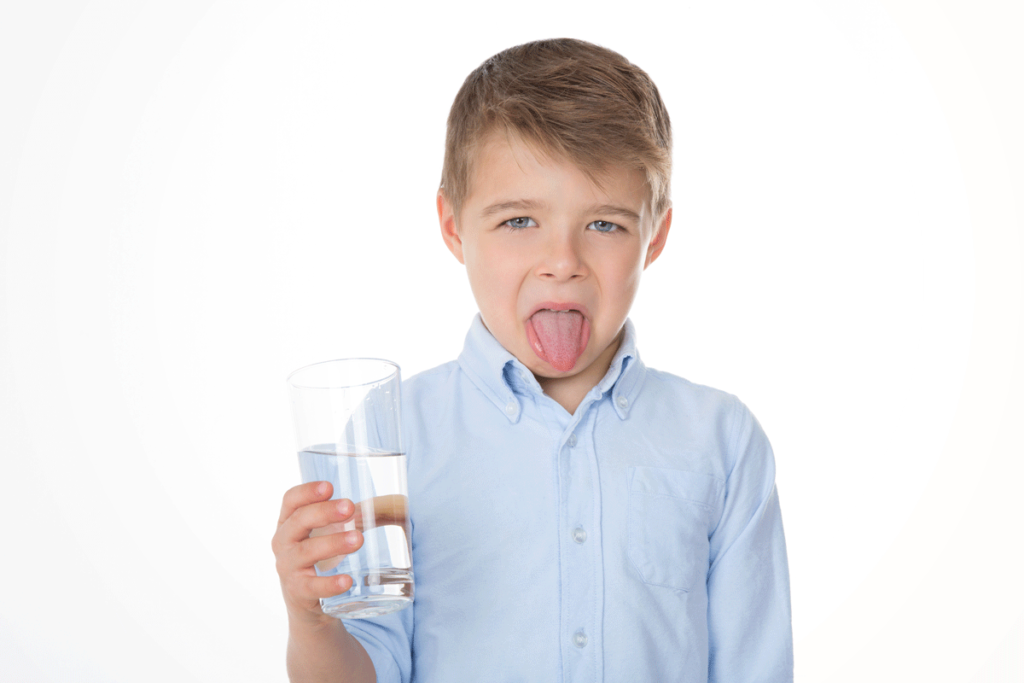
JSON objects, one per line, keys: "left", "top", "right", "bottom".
{"left": 706, "top": 399, "right": 794, "bottom": 683}
{"left": 341, "top": 601, "right": 414, "bottom": 683}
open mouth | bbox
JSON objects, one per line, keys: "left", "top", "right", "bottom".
{"left": 525, "top": 305, "right": 591, "bottom": 372}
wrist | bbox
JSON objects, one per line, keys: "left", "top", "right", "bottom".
{"left": 287, "top": 605, "right": 342, "bottom": 635}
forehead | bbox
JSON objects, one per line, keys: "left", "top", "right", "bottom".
{"left": 464, "top": 131, "right": 651, "bottom": 217}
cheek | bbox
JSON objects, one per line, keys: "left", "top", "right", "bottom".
{"left": 464, "top": 242, "right": 523, "bottom": 305}
{"left": 604, "top": 251, "right": 646, "bottom": 291}
{"left": 601, "top": 260, "right": 646, "bottom": 317}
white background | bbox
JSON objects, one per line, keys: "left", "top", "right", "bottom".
{"left": 1, "top": 1, "right": 1021, "bottom": 681}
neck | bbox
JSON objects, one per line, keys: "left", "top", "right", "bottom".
{"left": 537, "top": 329, "right": 623, "bottom": 414}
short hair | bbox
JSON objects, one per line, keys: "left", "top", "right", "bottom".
{"left": 441, "top": 38, "right": 672, "bottom": 225}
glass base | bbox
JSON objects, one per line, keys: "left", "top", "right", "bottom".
{"left": 320, "top": 568, "right": 414, "bottom": 620}
{"left": 322, "top": 593, "right": 412, "bottom": 619}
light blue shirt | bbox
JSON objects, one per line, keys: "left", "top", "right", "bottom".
{"left": 346, "top": 316, "right": 793, "bottom": 682}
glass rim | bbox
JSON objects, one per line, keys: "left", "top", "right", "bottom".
{"left": 286, "top": 357, "right": 400, "bottom": 390}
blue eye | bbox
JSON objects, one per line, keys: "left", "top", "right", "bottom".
{"left": 503, "top": 217, "right": 537, "bottom": 230}
{"left": 588, "top": 220, "right": 620, "bottom": 233}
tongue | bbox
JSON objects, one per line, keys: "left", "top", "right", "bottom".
{"left": 530, "top": 309, "right": 585, "bottom": 372}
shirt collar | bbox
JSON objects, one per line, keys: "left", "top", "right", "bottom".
{"left": 457, "top": 314, "right": 646, "bottom": 422}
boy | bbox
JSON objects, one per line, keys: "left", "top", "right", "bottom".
{"left": 273, "top": 38, "right": 793, "bottom": 682}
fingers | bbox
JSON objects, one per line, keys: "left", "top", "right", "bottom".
{"left": 360, "top": 494, "right": 409, "bottom": 529}
{"left": 278, "top": 481, "right": 333, "bottom": 526}
{"left": 276, "top": 497, "right": 356, "bottom": 548}
{"left": 300, "top": 528, "right": 364, "bottom": 573}
{"left": 273, "top": 482, "right": 374, "bottom": 618}
{"left": 276, "top": 531, "right": 363, "bottom": 603}
{"left": 273, "top": 489, "right": 363, "bottom": 570}
{"left": 285, "top": 570, "right": 355, "bottom": 607}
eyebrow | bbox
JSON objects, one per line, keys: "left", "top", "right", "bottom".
{"left": 479, "top": 199, "right": 547, "bottom": 219}
{"left": 591, "top": 204, "right": 642, "bottom": 223}
{"left": 479, "top": 199, "right": 641, "bottom": 224}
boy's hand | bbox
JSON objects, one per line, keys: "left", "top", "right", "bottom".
{"left": 307, "top": 493, "right": 409, "bottom": 572}
{"left": 272, "top": 481, "right": 365, "bottom": 625}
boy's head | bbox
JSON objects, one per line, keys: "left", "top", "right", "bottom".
{"left": 437, "top": 39, "right": 673, "bottom": 404}
{"left": 440, "top": 38, "right": 672, "bottom": 225}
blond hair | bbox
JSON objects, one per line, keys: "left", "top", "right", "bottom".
{"left": 441, "top": 38, "right": 672, "bottom": 223}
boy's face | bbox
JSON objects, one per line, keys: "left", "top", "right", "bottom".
{"left": 438, "top": 133, "right": 671, "bottom": 390}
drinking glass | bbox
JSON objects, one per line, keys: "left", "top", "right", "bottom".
{"left": 287, "top": 358, "right": 413, "bottom": 619}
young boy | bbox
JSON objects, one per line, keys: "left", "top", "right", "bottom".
{"left": 273, "top": 38, "right": 793, "bottom": 682}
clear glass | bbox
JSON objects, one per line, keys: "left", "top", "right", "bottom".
{"left": 287, "top": 358, "right": 413, "bottom": 619}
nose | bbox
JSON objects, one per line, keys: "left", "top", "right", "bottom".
{"left": 537, "top": 228, "right": 586, "bottom": 281}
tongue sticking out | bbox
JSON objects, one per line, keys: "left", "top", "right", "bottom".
{"left": 528, "top": 309, "right": 587, "bottom": 372}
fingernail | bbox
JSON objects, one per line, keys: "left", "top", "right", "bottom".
{"left": 316, "top": 482, "right": 327, "bottom": 495}
{"left": 337, "top": 500, "right": 349, "bottom": 515}
{"left": 346, "top": 531, "right": 360, "bottom": 545}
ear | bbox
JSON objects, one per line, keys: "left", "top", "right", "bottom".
{"left": 437, "top": 189, "right": 465, "bottom": 264}
{"left": 643, "top": 207, "right": 672, "bottom": 269}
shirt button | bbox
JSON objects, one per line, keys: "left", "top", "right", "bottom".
{"left": 616, "top": 396, "right": 629, "bottom": 409}
{"left": 505, "top": 401, "right": 517, "bottom": 416}
{"left": 567, "top": 433, "right": 578, "bottom": 448}
{"left": 572, "top": 630, "right": 588, "bottom": 648}
{"left": 572, "top": 527, "right": 587, "bottom": 544}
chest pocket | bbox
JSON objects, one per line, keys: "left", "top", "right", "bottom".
{"left": 627, "top": 466, "right": 723, "bottom": 592}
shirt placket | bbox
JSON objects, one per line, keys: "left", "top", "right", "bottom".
{"left": 557, "top": 397, "right": 604, "bottom": 683}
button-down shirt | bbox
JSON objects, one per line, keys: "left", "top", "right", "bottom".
{"left": 346, "top": 316, "right": 793, "bottom": 682}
